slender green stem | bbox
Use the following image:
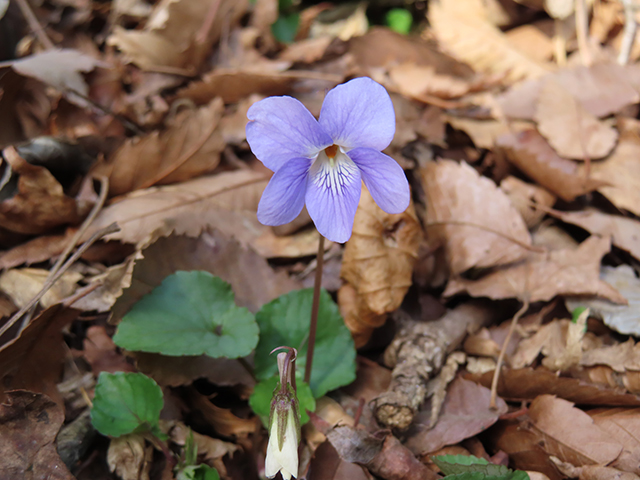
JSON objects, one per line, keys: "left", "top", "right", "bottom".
{"left": 304, "top": 234, "right": 325, "bottom": 384}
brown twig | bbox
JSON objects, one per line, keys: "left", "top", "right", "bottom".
{"left": 490, "top": 298, "right": 530, "bottom": 409}
{"left": 304, "top": 234, "right": 325, "bottom": 384}
{"left": 618, "top": 0, "right": 638, "bottom": 65}
{"left": 0, "top": 223, "right": 120, "bottom": 340}
{"left": 15, "top": 0, "right": 55, "bottom": 49}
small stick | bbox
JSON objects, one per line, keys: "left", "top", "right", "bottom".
{"left": 575, "top": 0, "right": 592, "bottom": 66}
{"left": 490, "top": 298, "right": 530, "bottom": 409}
{"left": 15, "top": 0, "right": 55, "bottom": 49}
{"left": 618, "top": 0, "right": 638, "bottom": 65}
{"left": 0, "top": 223, "right": 120, "bottom": 340}
{"left": 304, "top": 234, "right": 325, "bottom": 384}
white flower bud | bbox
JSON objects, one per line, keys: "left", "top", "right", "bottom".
{"left": 265, "top": 398, "right": 299, "bottom": 479}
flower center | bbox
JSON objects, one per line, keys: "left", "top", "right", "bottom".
{"left": 324, "top": 144, "right": 338, "bottom": 159}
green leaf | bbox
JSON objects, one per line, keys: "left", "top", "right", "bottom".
{"left": 571, "top": 306, "right": 588, "bottom": 323}
{"left": 432, "top": 455, "right": 530, "bottom": 480}
{"left": 177, "top": 464, "right": 220, "bottom": 480}
{"left": 114, "top": 271, "right": 258, "bottom": 358}
{"left": 91, "top": 372, "right": 164, "bottom": 438}
{"left": 254, "top": 288, "right": 356, "bottom": 398}
{"left": 249, "top": 375, "right": 315, "bottom": 426}
{"left": 386, "top": 8, "right": 412, "bottom": 35}
{"left": 272, "top": 13, "right": 299, "bottom": 44}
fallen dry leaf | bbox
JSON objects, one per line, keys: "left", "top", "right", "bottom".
{"left": 466, "top": 367, "right": 640, "bottom": 406}
{"left": 133, "top": 352, "right": 255, "bottom": 388}
{"left": 553, "top": 462, "right": 640, "bottom": 480}
{"left": 111, "top": 230, "right": 300, "bottom": 324}
{"left": 496, "top": 63, "right": 639, "bottom": 120}
{"left": 342, "top": 186, "right": 422, "bottom": 315}
{"left": 589, "top": 408, "right": 640, "bottom": 474}
{"left": 92, "top": 98, "right": 225, "bottom": 196}
{"left": 0, "top": 305, "right": 79, "bottom": 405}
{"left": 72, "top": 256, "right": 137, "bottom": 313}
{"left": 0, "top": 268, "right": 81, "bottom": 309}
{"left": 566, "top": 265, "right": 640, "bottom": 336}
{"left": 405, "top": 377, "right": 507, "bottom": 455}
{"left": 10, "top": 49, "right": 104, "bottom": 101}
{"left": 504, "top": 23, "right": 554, "bottom": 62}
{"left": 307, "top": 440, "right": 370, "bottom": 480}
{"left": 583, "top": 132, "right": 640, "bottom": 217}
{"left": 496, "top": 129, "right": 605, "bottom": 201}
{"left": 0, "top": 391, "right": 74, "bottom": 480}
{"left": 534, "top": 79, "right": 618, "bottom": 160}
{"left": 552, "top": 209, "right": 640, "bottom": 261}
{"left": 83, "top": 325, "right": 136, "bottom": 375}
{"left": 388, "top": 63, "right": 475, "bottom": 100}
{"left": 428, "top": 0, "right": 550, "bottom": 83}
{"left": 81, "top": 169, "right": 269, "bottom": 247}
{"left": 0, "top": 147, "right": 84, "bottom": 235}
{"left": 445, "top": 236, "right": 626, "bottom": 303}
{"left": 576, "top": 366, "right": 640, "bottom": 396}
{"left": 500, "top": 176, "right": 556, "bottom": 228}
{"left": 188, "top": 389, "right": 259, "bottom": 438}
{"left": 422, "top": 159, "right": 532, "bottom": 275}
{"left": 338, "top": 283, "right": 387, "bottom": 348}
{"left": 107, "top": 434, "right": 152, "bottom": 480}
{"left": 252, "top": 228, "right": 329, "bottom": 259}
{"left": 581, "top": 339, "right": 640, "bottom": 373}
{"left": 528, "top": 395, "right": 623, "bottom": 466}
{"left": 108, "top": 0, "right": 248, "bottom": 71}
{"left": 0, "top": 232, "right": 72, "bottom": 270}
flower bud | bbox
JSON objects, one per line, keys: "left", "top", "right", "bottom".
{"left": 265, "top": 349, "right": 300, "bottom": 479}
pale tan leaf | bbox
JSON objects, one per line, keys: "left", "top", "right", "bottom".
{"left": 422, "top": 159, "right": 531, "bottom": 274}
{"left": 528, "top": 395, "right": 623, "bottom": 466}
{"left": 342, "top": 186, "right": 422, "bottom": 315}
{"left": 496, "top": 129, "right": 605, "bottom": 201}
{"left": 92, "top": 98, "right": 225, "bottom": 196}
{"left": 504, "top": 23, "right": 554, "bottom": 62}
{"left": 552, "top": 209, "right": 640, "bottom": 261}
{"left": 428, "top": 0, "right": 550, "bottom": 83}
{"left": 252, "top": 228, "right": 330, "bottom": 259}
{"left": 500, "top": 176, "right": 556, "bottom": 228}
{"left": 445, "top": 236, "right": 627, "bottom": 303}
{"left": 583, "top": 133, "right": 640, "bottom": 217}
{"left": 107, "top": 435, "right": 152, "bottom": 480}
{"left": 0, "top": 268, "right": 82, "bottom": 309}
{"left": 581, "top": 340, "right": 640, "bottom": 373}
{"left": 589, "top": 408, "right": 640, "bottom": 475}
{"left": 535, "top": 79, "right": 618, "bottom": 159}
{"left": 566, "top": 265, "right": 640, "bottom": 336}
{"left": 389, "top": 64, "right": 473, "bottom": 100}
{"left": 81, "top": 170, "right": 269, "bottom": 247}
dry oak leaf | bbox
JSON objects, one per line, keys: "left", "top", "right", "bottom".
{"left": 581, "top": 132, "right": 640, "bottom": 217}
{"left": 552, "top": 209, "right": 640, "bottom": 262}
{"left": 0, "top": 391, "right": 74, "bottom": 480}
{"left": 496, "top": 129, "right": 605, "bottom": 202}
{"left": 528, "top": 395, "right": 623, "bottom": 466}
{"left": 342, "top": 185, "right": 422, "bottom": 315}
{"left": 81, "top": 169, "right": 269, "bottom": 247}
{"left": 92, "top": 98, "right": 225, "bottom": 197}
{"left": 0, "top": 147, "right": 83, "bottom": 234}
{"left": 534, "top": 79, "right": 618, "bottom": 160}
{"left": 428, "top": 0, "right": 550, "bottom": 84}
{"left": 445, "top": 236, "right": 626, "bottom": 303}
{"left": 422, "top": 159, "right": 531, "bottom": 275}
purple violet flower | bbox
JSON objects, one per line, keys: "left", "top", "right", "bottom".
{"left": 246, "top": 77, "right": 410, "bottom": 243}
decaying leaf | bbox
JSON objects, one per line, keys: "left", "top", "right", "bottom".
{"left": 0, "top": 268, "right": 81, "bottom": 309}
{"left": 0, "top": 391, "right": 74, "bottom": 480}
{"left": 528, "top": 395, "right": 623, "bottom": 466}
{"left": 110, "top": 230, "right": 300, "bottom": 325}
{"left": 0, "top": 232, "right": 72, "bottom": 270}
{"left": 566, "top": 265, "right": 640, "bottom": 336}
{"left": 0, "top": 147, "right": 84, "bottom": 234}
{"left": 342, "top": 186, "right": 422, "bottom": 316}
{"left": 534, "top": 79, "right": 618, "bottom": 160}
{"left": 581, "top": 339, "right": 640, "bottom": 373}
{"left": 107, "top": 434, "right": 152, "bottom": 480}
{"left": 10, "top": 49, "right": 104, "bottom": 100}
{"left": 500, "top": 176, "right": 556, "bottom": 228}
{"left": 81, "top": 169, "right": 269, "bottom": 247}
{"left": 583, "top": 132, "right": 640, "bottom": 217}
{"left": 338, "top": 283, "right": 387, "bottom": 348}
{"left": 589, "top": 408, "right": 640, "bottom": 475}
{"left": 252, "top": 228, "right": 329, "bottom": 259}
{"left": 445, "top": 236, "right": 626, "bottom": 303}
{"left": 388, "top": 63, "right": 475, "bottom": 100}
{"left": 404, "top": 377, "right": 507, "bottom": 455}
{"left": 428, "top": 0, "right": 550, "bottom": 83}
{"left": 422, "top": 159, "right": 532, "bottom": 275}
{"left": 496, "top": 130, "right": 605, "bottom": 201}
{"left": 188, "top": 389, "right": 259, "bottom": 438}
{"left": 466, "top": 368, "right": 640, "bottom": 406}
{"left": 83, "top": 325, "right": 136, "bottom": 375}
{"left": 92, "top": 98, "right": 225, "bottom": 196}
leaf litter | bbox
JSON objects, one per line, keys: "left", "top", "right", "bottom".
{"left": 4, "top": 0, "right": 640, "bottom": 479}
